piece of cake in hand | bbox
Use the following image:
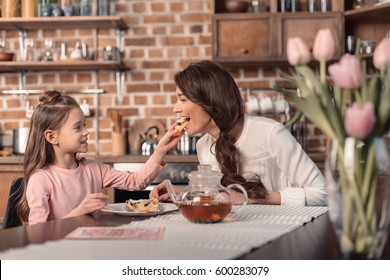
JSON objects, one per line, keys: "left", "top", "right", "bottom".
{"left": 125, "top": 198, "right": 159, "bottom": 212}
{"left": 175, "top": 117, "right": 190, "bottom": 132}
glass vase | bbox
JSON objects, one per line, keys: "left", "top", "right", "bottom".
{"left": 325, "top": 137, "right": 390, "bottom": 259}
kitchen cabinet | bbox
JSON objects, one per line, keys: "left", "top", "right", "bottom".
{"left": 213, "top": 13, "right": 276, "bottom": 66}
{"left": 212, "top": 0, "right": 344, "bottom": 67}
{"left": 213, "top": 1, "right": 390, "bottom": 67}
{"left": 0, "top": 16, "right": 129, "bottom": 102}
{"left": 344, "top": 0, "right": 390, "bottom": 59}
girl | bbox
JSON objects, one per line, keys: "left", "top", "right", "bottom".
{"left": 18, "top": 90, "right": 182, "bottom": 225}
{"left": 151, "top": 60, "right": 327, "bottom": 206}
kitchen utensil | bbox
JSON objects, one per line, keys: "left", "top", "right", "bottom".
{"left": 103, "top": 45, "right": 120, "bottom": 61}
{"left": 139, "top": 126, "right": 160, "bottom": 156}
{"left": 13, "top": 128, "right": 30, "bottom": 155}
{"left": 165, "top": 164, "right": 248, "bottom": 223}
{"left": 177, "top": 135, "right": 201, "bottom": 155}
{"left": 2, "top": 0, "right": 20, "bottom": 17}
{"left": 0, "top": 52, "right": 14, "bottom": 61}
{"left": 224, "top": 0, "right": 249, "bottom": 13}
{"left": 128, "top": 119, "right": 165, "bottom": 154}
{"left": 101, "top": 202, "right": 178, "bottom": 216}
{"left": 109, "top": 110, "right": 122, "bottom": 133}
{"left": 112, "top": 131, "right": 126, "bottom": 156}
{"left": 80, "top": 99, "right": 91, "bottom": 117}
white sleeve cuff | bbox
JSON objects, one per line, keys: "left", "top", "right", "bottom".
{"left": 279, "top": 188, "right": 306, "bottom": 206}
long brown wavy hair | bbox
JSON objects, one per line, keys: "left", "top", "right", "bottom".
{"left": 18, "top": 90, "right": 81, "bottom": 224}
{"left": 174, "top": 60, "right": 267, "bottom": 199}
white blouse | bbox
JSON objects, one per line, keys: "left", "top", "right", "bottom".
{"left": 196, "top": 116, "right": 327, "bottom": 206}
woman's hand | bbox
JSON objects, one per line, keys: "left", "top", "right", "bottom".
{"left": 149, "top": 182, "right": 171, "bottom": 201}
{"left": 151, "top": 124, "right": 184, "bottom": 164}
{"left": 64, "top": 192, "right": 109, "bottom": 218}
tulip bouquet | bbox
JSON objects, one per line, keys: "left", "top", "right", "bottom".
{"left": 275, "top": 29, "right": 390, "bottom": 258}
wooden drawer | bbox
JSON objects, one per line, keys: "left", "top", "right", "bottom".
{"left": 276, "top": 12, "right": 344, "bottom": 60}
{"left": 213, "top": 14, "right": 277, "bottom": 64}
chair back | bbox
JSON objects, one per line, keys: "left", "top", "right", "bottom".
{"left": 2, "top": 177, "right": 23, "bottom": 229}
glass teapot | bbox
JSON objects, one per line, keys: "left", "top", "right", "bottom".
{"left": 165, "top": 165, "right": 248, "bottom": 223}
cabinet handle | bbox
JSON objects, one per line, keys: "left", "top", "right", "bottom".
{"left": 240, "top": 48, "right": 249, "bottom": 54}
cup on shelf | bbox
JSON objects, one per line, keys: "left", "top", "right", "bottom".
{"left": 274, "top": 98, "right": 289, "bottom": 114}
{"left": 360, "top": 39, "right": 376, "bottom": 54}
{"left": 80, "top": 99, "right": 91, "bottom": 117}
{"left": 258, "top": 97, "right": 274, "bottom": 114}
{"left": 245, "top": 96, "right": 260, "bottom": 114}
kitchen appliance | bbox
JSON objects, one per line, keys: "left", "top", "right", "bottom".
{"left": 13, "top": 128, "right": 29, "bottom": 155}
{"left": 113, "top": 162, "right": 199, "bottom": 202}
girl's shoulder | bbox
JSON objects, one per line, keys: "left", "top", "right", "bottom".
{"left": 78, "top": 157, "right": 110, "bottom": 173}
{"left": 78, "top": 157, "right": 105, "bottom": 167}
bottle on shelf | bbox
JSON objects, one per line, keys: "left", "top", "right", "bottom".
{"left": 278, "top": 0, "right": 300, "bottom": 13}
{"left": 80, "top": 0, "right": 91, "bottom": 16}
{"left": 62, "top": 0, "right": 75, "bottom": 16}
{"left": 41, "top": 0, "right": 52, "bottom": 17}
{"left": 98, "top": 0, "right": 110, "bottom": 16}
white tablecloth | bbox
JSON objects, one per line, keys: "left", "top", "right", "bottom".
{"left": 0, "top": 205, "right": 328, "bottom": 260}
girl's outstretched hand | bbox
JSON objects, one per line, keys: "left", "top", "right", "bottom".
{"left": 152, "top": 124, "right": 184, "bottom": 164}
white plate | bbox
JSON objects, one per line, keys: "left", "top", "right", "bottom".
{"left": 101, "top": 202, "right": 178, "bottom": 217}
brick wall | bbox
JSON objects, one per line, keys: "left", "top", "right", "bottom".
{"left": 0, "top": 0, "right": 326, "bottom": 155}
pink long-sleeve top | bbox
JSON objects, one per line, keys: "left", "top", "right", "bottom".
{"left": 26, "top": 157, "right": 165, "bottom": 225}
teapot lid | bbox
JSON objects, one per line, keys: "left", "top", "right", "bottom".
{"left": 187, "top": 165, "right": 223, "bottom": 189}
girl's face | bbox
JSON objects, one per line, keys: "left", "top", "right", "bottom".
{"left": 55, "top": 107, "right": 89, "bottom": 154}
{"left": 173, "top": 86, "right": 219, "bottom": 137}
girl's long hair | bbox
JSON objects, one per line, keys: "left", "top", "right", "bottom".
{"left": 18, "top": 90, "right": 80, "bottom": 224}
{"left": 174, "top": 60, "right": 267, "bottom": 199}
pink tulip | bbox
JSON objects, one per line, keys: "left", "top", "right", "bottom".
{"left": 328, "top": 54, "right": 362, "bottom": 89}
{"left": 287, "top": 37, "right": 311, "bottom": 66}
{"left": 373, "top": 38, "right": 390, "bottom": 70}
{"left": 344, "top": 102, "right": 376, "bottom": 139}
{"left": 313, "top": 29, "right": 335, "bottom": 62}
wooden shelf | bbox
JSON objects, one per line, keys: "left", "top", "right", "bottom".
{"left": 344, "top": 3, "right": 390, "bottom": 23}
{"left": 0, "top": 60, "right": 130, "bottom": 73}
{"left": 0, "top": 16, "right": 128, "bottom": 31}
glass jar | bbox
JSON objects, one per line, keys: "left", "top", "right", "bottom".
{"left": 353, "top": 0, "right": 365, "bottom": 10}
{"left": 80, "top": 0, "right": 91, "bottom": 16}
{"left": 41, "top": 0, "right": 51, "bottom": 17}
{"left": 2, "top": 0, "right": 20, "bottom": 17}
{"left": 21, "top": 0, "right": 35, "bottom": 17}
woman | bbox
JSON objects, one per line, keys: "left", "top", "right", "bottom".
{"left": 151, "top": 60, "right": 326, "bottom": 206}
